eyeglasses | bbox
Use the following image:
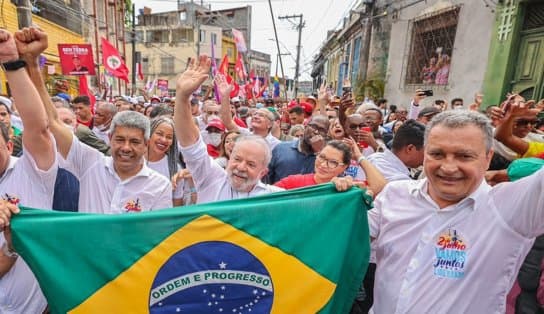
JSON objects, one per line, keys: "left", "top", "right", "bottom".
{"left": 316, "top": 154, "right": 344, "bottom": 169}
{"left": 307, "top": 123, "right": 328, "bottom": 134}
{"left": 206, "top": 111, "right": 219, "bottom": 116}
{"left": 348, "top": 123, "right": 366, "bottom": 130}
{"left": 396, "top": 111, "right": 408, "bottom": 115}
{"left": 515, "top": 119, "right": 538, "bottom": 126}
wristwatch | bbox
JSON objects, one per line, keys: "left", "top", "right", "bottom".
{"left": 1, "top": 59, "right": 27, "bottom": 72}
{"left": 1, "top": 242, "right": 18, "bottom": 258}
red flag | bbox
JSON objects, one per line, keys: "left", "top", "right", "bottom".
{"left": 235, "top": 52, "right": 246, "bottom": 81}
{"left": 101, "top": 37, "right": 129, "bottom": 83}
{"left": 136, "top": 62, "right": 144, "bottom": 81}
{"left": 78, "top": 75, "right": 96, "bottom": 114}
{"left": 217, "top": 55, "right": 239, "bottom": 98}
{"left": 218, "top": 55, "right": 229, "bottom": 75}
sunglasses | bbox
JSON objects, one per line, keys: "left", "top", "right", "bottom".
{"left": 515, "top": 119, "right": 538, "bottom": 126}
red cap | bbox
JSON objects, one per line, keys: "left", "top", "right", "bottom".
{"left": 299, "top": 102, "right": 314, "bottom": 114}
{"left": 288, "top": 100, "right": 299, "bottom": 109}
{"left": 206, "top": 119, "right": 226, "bottom": 132}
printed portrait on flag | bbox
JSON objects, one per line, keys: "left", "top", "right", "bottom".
{"left": 58, "top": 44, "right": 95, "bottom": 76}
{"left": 157, "top": 79, "right": 169, "bottom": 97}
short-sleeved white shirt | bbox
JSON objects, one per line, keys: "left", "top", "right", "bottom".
{"left": 368, "top": 171, "right": 544, "bottom": 313}
{"left": 179, "top": 136, "right": 283, "bottom": 204}
{"left": 238, "top": 127, "right": 281, "bottom": 151}
{"left": 367, "top": 149, "right": 411, "bottom": 181}
{"left": 146, "top": 155, "right": 184, "bottom": 199}
{"left": 63, "top": 136, "right": 172, "bottom": 213}
{"left": 0, "top": 150, "right": 58, "bottom": 314}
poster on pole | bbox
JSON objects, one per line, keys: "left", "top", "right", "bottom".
{"left": 58, "top": 44, "right": 96, "bottom": 76}
{"left": 157, "top": 79, "right": 169, "bottom": 97}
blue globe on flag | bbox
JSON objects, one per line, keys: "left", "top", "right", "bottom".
{"left": 149, "top": 241, "right": 274, "bottom": 313}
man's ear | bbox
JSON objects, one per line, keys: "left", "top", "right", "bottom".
{"left": 6, "top": 140, "right": 13, "bottom": 154}
{"left": 260, "top": 167, "right": 269, "bottom": 179}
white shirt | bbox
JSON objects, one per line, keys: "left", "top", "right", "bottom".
{"left": 367, "top": 149, "right": 411, "bottom": 181}
{"left": 369, "top": 172, "right": 544, "bottom": 313}
{"left": 146, "top": 155, "right": 184, "bottom": 199}
{"left": 0, "top": 151, "right": 58, "bottom": 314}
{"left": 239, "top": 127, "right": 281, "bottom": 151}
{"left": 63, "top": 136, "right": 172, "bottom": 213}
{"left": 91, "top": 125, "right": 110, "bottom": 145}
{"left": 179, "top": 136, "right": 283, "bottom": 204}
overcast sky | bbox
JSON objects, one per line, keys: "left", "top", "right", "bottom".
{"left": 133, "top": 0, "right": 360, "bottom": 81}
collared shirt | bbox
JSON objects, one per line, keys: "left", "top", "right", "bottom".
{"left": 266, "top": 139, "right": 316, "bottom": 184}
{"left": 63, "top": 136, "right": 172, "bottom": 213}
{"left": 239, "top": 127, "right": 281, "bottom": 151}
{"left": 0, "top": 148, "right": 58, "bottom": 314}
{"left": 369, "top": 172, "right": 544, "bottom": 313}
{"left": 179, "top": 135, "right": 283, "bottom": 204}
{"left": 367, "top": 148, "right": 411, "bottom": 181}
{"left": 92, "top": 125, "right": 110, "bottom": 145}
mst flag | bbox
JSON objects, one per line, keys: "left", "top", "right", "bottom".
{"left": 11, "top": 184, "right": 371, "bottom": 314}
{"left": 101, "top": 37, "right": 129, "bottom": 82}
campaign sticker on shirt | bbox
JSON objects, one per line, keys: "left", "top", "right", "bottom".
{"left": 3, "top": 193, "right": 20, "bottom": 205}
{"left": 124, "top": 199, "right": 142, "bottom": 212}
{"left": 433, "top": 229, "right": 467, "bottom": 279}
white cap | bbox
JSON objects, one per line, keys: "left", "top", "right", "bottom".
{"left": 231, "top": 96, "right": 240, "bottom": 102}
{"left": 0, "top": 96, "right": 12, "bottom": 110}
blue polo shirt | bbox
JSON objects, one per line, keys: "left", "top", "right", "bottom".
{"left": 266, "top": 139, "right": 316, "bottom": 184}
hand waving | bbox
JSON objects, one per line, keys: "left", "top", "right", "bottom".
{"left": 176, "top": 55, "right": 211, "bottom": 99}
{"left": 214, "top": 73, "right": 233, "bottom": 100}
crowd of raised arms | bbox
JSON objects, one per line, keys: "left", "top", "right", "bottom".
{"left": 0, "top": 27, "right": 543, "bottom": 314}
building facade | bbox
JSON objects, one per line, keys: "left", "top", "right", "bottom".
{"left": 131, "top": 7, "right": 222, "bottom": 95}
{"left": 482, "top": 0, "right": 544, "bottom": 106}
{"left": 313, "top": 0, "right": 500, "bottom": 107}
{"left": 1, "top": 1, "right": 85, "bottom": 96}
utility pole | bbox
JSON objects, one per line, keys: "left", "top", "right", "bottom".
{"left": 268, "top": 0, "right": 288, "bottom": 99}
{"left": 275, "top": 53, "right": 290, "bottom": 76}
{"left": 278, "top": 14, "right": 305, "bottom": 98}
{"left": 16, "top": 0, "right": 32, "bottom": 28}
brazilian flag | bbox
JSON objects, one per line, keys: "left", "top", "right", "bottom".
{"left": 11, "top": 184, "right": 371, "bottom": 314}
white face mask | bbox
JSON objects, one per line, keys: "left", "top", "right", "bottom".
{"left": 207, "top": 132, "right": 222, "bottom": 147}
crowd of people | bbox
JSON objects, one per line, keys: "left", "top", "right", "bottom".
{"left": 0, "top": 27, "right": 543, "bottom": 313}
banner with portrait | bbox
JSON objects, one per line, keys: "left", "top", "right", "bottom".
{"left": 58, "top": 44, "right": 96, "bottom": 76}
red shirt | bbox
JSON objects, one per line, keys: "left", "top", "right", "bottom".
{"left": 207, "top": 144, "right": 220, "bottom": 158}
{"left": 274, "top": 174, "right": 316, "bottom": 190}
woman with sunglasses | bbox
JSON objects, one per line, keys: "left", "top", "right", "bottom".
{"left": 274, "top": 140, "right": 385, "bottom": 196}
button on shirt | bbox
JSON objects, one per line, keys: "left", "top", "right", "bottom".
{"left": 63, "top": 136, "right": 172, "bottom": 213}
{"left": 367, "top": 148, "right": 411, "bottom": 181}
{"left": 179, "top": 136, "right": 283, "bottom": 204}
{"left": 0, "top": 150, "right": 58, "bottom": 314}
{"left": 368, "top": 172, "right": 544, "bottom": 313}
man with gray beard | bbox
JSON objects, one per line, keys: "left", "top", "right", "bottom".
{"left": 174, "top": 56, "right": 283, "bottom": 204}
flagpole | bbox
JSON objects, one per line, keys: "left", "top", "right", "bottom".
{"left": 210, "top": 39, "right": 220, "bottom": 103}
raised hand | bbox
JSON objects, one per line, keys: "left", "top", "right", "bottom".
{"left": 317, "top": 81, "right": 329, "bottom": 105}
{"left": 176, "top": 55, "right": 211, "bottom": 99}
{"left": 14, "top": 27, "right": 48, "bottom": 65}
{"left": 214, "top": 73, "right": 233, "bottom": 100}
{"left": 413, "top": 89, "right": 426, "bottom": 105}
{"left": 0, "top": 30, "right": 19, "bottom": 64}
